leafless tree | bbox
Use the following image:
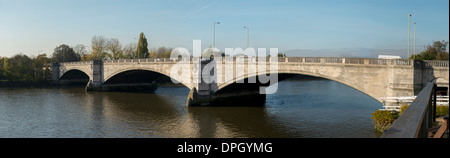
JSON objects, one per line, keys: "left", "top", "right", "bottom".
{"left": 91, "top": 35, "right": 107, "bottom": 60}
{"left": 73, "top": 44, "right": 87, "bottom": 58}
{"left": 106, "top": 38, "right": 123, "bottom": 60}
{"left": 123, "top": 43, "right": 137, "bottom": 59}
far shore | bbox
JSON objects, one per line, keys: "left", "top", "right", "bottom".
{"left": 0, "top": 80, "right": 57, "bottom": 88}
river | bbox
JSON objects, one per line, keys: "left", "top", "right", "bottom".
{"left": 0, "top": 76, "right": 383, "bottom": 138}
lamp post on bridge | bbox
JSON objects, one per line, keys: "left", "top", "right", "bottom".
{"left": 414, "top": 22, "right": 416, "bottom": 59}
{"left": 213, "top": 21, "right": 220, "bottom": 49}
{"left": 408, "top": 14, "right": 411, "bottom": 59}
{"left": 244, "top": 26, "right": 249, "bottom": 49}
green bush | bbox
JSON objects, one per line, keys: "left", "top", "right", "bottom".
{"left": 371, "top": 110, "right": 399, "bottom": 132}
{"left": 436, "top": 106, "right": 449, "bottom": 117}
{"left": 399, "top": 105, "right": 409, "bottom": 115}
{"left": 372, "top": 105, "right": 449, "bottom": 133}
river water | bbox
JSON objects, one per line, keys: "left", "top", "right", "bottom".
{"left": 0, "top": 77, "right": 382, "bottom": 138}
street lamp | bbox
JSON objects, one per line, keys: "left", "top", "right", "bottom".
{"left": 213, "top": 21, "right": 220, "bottom": 49}
{"left": 244, "top": 26, "right": 249, "bottom": 49}
{"left": 414, "top": 22, "right": 416, "bottom": 59}
{"left": 408, "top": 14, "right": 411, "bottom": 59}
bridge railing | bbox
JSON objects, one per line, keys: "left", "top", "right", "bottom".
{"left": 60, "top": 61, "right": 93, "bottom": 65}
{"left": 423, "top": 60, "right": 449, "bottom": 68}
{"left": 381, "top": 80, "right": 437, "bottom": 138}
{"left": 60, "top": 57, "right": 449, "bottom": 69}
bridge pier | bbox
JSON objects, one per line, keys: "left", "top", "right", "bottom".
{"left": 186, "top": 58, "right": 267, "bottom": 106}
{"left": 186, "top": 59, "right": 214, "bottom": 106}
{"left": 186, "top": 88, "right": 266, "bottom": 107}
{"left": 186, "top": 88, "right": 211, "bottom": 106}
{"left": 85, "top": 60, "right": 104, "bottom": 91}
{"left": 51, "top": 63, "right": 60, "bottom": 83}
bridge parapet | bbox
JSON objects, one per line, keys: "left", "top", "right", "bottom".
{"left": 60, "top": 61, "right": 94, "bottom": 66}
{"left": 423, "top": 60, "right": 449, "bottom": 68}
{"left": 60, "top": 57, "right": 448, "bottom": 68}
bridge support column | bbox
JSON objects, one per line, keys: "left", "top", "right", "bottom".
{"left": 187, "top": 59, "right": 213, "bottom": 106}
{"left": 86, "top": 60, "right": 104, "bottom": 91}
{"left": 51, "top": 63, "right": 60, "bottom": 83}
{"left": 186, "top": 58, "right": 266, "bottom": 106}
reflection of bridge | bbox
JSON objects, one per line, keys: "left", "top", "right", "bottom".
{"left": 51, "top": 57, "right": 449, "bottom": 106}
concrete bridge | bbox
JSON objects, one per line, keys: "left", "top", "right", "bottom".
{"left": 51, "top": 57, "right": 449, "bottom": 106}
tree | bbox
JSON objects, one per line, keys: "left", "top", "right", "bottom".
{"left": 0, "top": 57, "right": 5, "bottom": 80}
{"left": 411, "top": 40, "right": 449, "bottom": 60}
{"left": 149, "top": 48, "right": 157, "bottom": 58}
{"left": 73, "top": 44, "right": 88, "bottom": 59}
{"left": 123, "top": 43, "right": 137, "bottom": 59}
{"left": 156, "top": 47, "right": 173, "bottom": 58}
{"left": 2, "top": 54, "right": 34, "bottom": 81}
{"left": 436, "top": 51, "right": 449, "bottom": 60}
{"left": 1, "top": 53, "right": 52, "bottom": 82}
{"left": 32, "top": 54, "right": 51, "bottom": 80}
{"left": 90, "top": 35, "right": 108, "bottom": 60}
{"left": 2, "top": 57, "right": 13, "bottom": 80}
{"left": 277, "top": 53, "right": 286, "bottom": 57}
{"left": 106, "top": 38, "right": 123, "bottom": 60}
{"left": 52, "top": 44, "right": 80, "bottom": 62}
{"left": 136, "top": 32, "right": 149, "bottom": 58}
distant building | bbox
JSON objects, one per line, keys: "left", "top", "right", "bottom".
{"left": 378, "top": 55, "right": 402, "bottom": 59}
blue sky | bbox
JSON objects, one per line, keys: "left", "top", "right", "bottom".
{"left": 0, "top": 0, "right": 448, "bottom": 58}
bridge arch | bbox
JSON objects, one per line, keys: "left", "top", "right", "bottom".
{"left": 59, "top": 69, "right": 90, "bottom": 80}
{"left": 103, "top": 67, "right": 191, "bottom": 89}
{"left": 435, "top": 77, "right": 449, "bottom": 96}
{"left": 58, "top": 69, "right": 90, "bottom": 85}
{"left": 216, "top": 70, "right": 382, "bottom": 102}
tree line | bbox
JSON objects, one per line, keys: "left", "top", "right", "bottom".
{"left": 0, "top": 32, "right": 174, "bottom": 82}
{"left": 56, "top": 32, "right": 174, "bottom": 62}
{"left": 409, "top": 40, "right": 449, "bottom": 60}
{"left": 0, "top": 54, "right": 51, "bottom": 82}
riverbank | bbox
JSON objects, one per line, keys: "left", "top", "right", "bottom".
{"left": 0, "top": 80, "right": 56, "bottom": 88}
{"left": 0, "top": 79, "right": 185, "bottom": 89}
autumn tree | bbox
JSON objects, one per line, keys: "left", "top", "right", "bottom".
{"left": 90, "top": 35, "right": 108, "bottom": 60}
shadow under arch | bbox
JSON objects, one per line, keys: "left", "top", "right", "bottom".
{"left": 435, "top": 77, "right": 449, "bottom": 96}
{"left": 104, "top": 67, "right": 191, "bottom": 89}
{"left": 59, "top": 69, "right": 90, "bottom": 86}
{"left": 101, "top": 69, "right": 189, "bottom": 93}
{"left": 215, "top": 71, "right": 382, "bottom": 104}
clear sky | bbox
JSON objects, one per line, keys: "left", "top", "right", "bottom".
{"left": 0, "top": 0, "right": 448, "bottom": 58}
